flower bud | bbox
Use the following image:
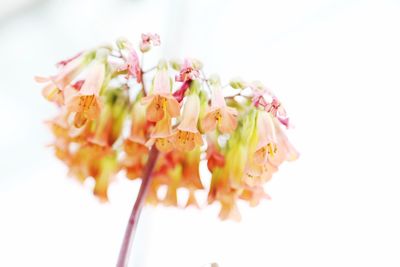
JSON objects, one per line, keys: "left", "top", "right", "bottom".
{"left": 169, "top": 59, "right": 182, "bottom": 71}
{"left": 229, "top": 77, "right": 246, "bottom": 89}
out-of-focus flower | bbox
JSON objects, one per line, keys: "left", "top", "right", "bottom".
{"left": 140, "top": 33, "right": 161, "bottom": 53}
{"left": 38, "top": 34, "right": 297, "bottom": 220}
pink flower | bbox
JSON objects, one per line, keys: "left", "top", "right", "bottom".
{"left": 171, "top": 94, "right": 203, "bottom": 151}
{"left": 268, "top": 119, "right": 299, "bottom": 167}
{"left": 118, "top": 39, "right": 142, "bottom": 83}
{"left": 250, "top": 83, "right": 289, "bottom": 128}
{"left": 140, "top": 33, "right": 161, "bottom": 53}
{"left": 141, "top": 68, "right": 180, "bottom": 122}
{"left": 253, "top": 111, "right": 277, "bottom": 165}
{"left": 202, "top": 82, "right": 238, "bottom": 134}
{"left": 146, "top": 113, "right": 174, "bottom": 153}
{"left": 175, "top": 59, "right": 200, "bottom": 83}
{"left": 172, "top": 81, "right": 190, "bottom": 102}
{"left": 35, "top": 54, "right": 86, "bottom": 106}
{"left": 67, "top": 62, "right": 105, "bottom": 127}
{"left": 56, "top": 52, "right": 83, "bottom": 68}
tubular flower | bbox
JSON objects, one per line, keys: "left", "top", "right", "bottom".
{"left": 253, "top": 111, "right": 277, "bottom": 164}
{"left": 38, "top": 34, "right": 297, "bottom": 220}
{"left": 171, "top": 93, "right": 203, "bottom": 151}
{"left": 202, "top": 77, "right": 238, "bottom": 133}
{"left": 147, "top": 113, "right": 174, "bottom": 153}
{"left": 35, "top": 53, "right": 88, "bottom": 106}
{"left": 141, "top": 65, "right": 180, "bottom": 122}
{"left": 68, "top": 61, "right": 106, "bottom": 127}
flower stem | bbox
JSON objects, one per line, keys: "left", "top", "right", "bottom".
{"left": 117, "top": 146, "right": 159, "bottom": 267}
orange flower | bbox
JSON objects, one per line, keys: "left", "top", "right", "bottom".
{"left": 171, "top": 93, "right": 203, "bottom": 151}
{"left": 181, "top": 148, "right": 203, "bottom": 208}
{"left": 35, "top": 54, "right": 86, "bottom": 106}
{"left": 67, "top": 62, "right": 105, "bottom": 127}
{"left": 67, "top": 143, "right": 118, "bottom": 201}
{"left": 146, "top": 113, "right": 174, "bottom": 153}
{"left": 141, "top": 67, "right": 180, "bottom": 122}
{"left": 253, "top": 111, "right": 277, "bottom": 165}
{"left": 202, "top": 79, "right": 238, "bottom": 133}
{"left": 38, "top": 35, "right": 298, "bottom": 221}
{"left": 123, "top": 139, "right": 149, "bottom": 180}
{"left": 268, "top": 119, "right": 299, "bottom": 167}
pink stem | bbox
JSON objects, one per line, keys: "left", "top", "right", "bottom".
{"left": 117, "top": 146, "right": 159, "bottom": 267}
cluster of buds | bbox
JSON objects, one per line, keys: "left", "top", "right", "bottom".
{"left": 37, "top": 33, "right": 298, "bottom": 220}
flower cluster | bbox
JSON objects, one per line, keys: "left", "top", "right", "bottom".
{"left": 37, "top": 33, "right": 298, "bottom": 220}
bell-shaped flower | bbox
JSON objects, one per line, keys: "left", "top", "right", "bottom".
{"left": 239, "top": 184, "right": 270, "bottom": 207}
{"left": 129, "top": 101, "right": 150, "bottom": 145}
{"left": 171, "top": 93, "right": 203, "bottom": 151}
{"left": 123, "top": 139, "right": 149, "bottom": 180}
{"left": 146, "top": 113, "right": 174, "bottom": 153}
{"left": 141, "top": 66, "right": 180, "bottom": 122}
{"left": 268, "top": 119, "right": 299, "bottom": 167}
{"left": 253, "top": 111, "right": 277, "bottom": 165}
{"left": 181, "top": 148, "right": 203, "bottom": 207}
{"left": 67, "top": 61, "right": 105, "bottom": 127}
{"left": 202, "top": 78, "right": 238, "bottom": 134}
{"left": 35, "top": 53, "right": 86, "bottom": 106}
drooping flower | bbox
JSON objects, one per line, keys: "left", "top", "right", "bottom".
{"left": 35, "top": 53, "right": 87, "bottom": 106}
{"left": 68, "top": 143, "right": 118, "bottom": 201}
{"left": 206, "top": 144, "right": 225, "bottom": 172}
{"left": 88, "top": 89, "right": 129, "bottom": 147}
{"left": 171, "top": 93, "right": 203, "bottom": 151}
{"left": 180, "top": 148, "right": 203, "bottom": 207}
{"left": 253, "top": 111, "right": 277, "bottom": 164}
{"left": 269, "top": 119, "right": 299, "bottom": 167}
{"left": 141, "top": 65, "right": 180, "bottom": 122}
{"left": 140, "top": 33, "right": 161, "bottom": 53}
{"left": 123, "top": 139, "right": 149, "bottom": 180}
{"left": 117, "top": 38, "right": 142, "bottom": 83}
{"left": 202, "top": 77, "right": 238, "bottom": 133}
{"left": 146, "top": 113, "right": 174, "bottom": 153}
{"left": 67, "top": 61, "right": 106, "bottom": 127}
{"left": 38, "top": 34, "right": 298, "bottom": 222}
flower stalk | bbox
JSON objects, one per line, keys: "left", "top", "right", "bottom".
{"left": 117, "top": 146, "right": 159, "bottom": 267}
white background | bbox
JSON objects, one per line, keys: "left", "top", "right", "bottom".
{"left": 0, "top": 0, "right": 400, "bottom": 266}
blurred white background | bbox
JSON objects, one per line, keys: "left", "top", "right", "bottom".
{"left": 1, "top": 0, "right": 400, "bottom": 266}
